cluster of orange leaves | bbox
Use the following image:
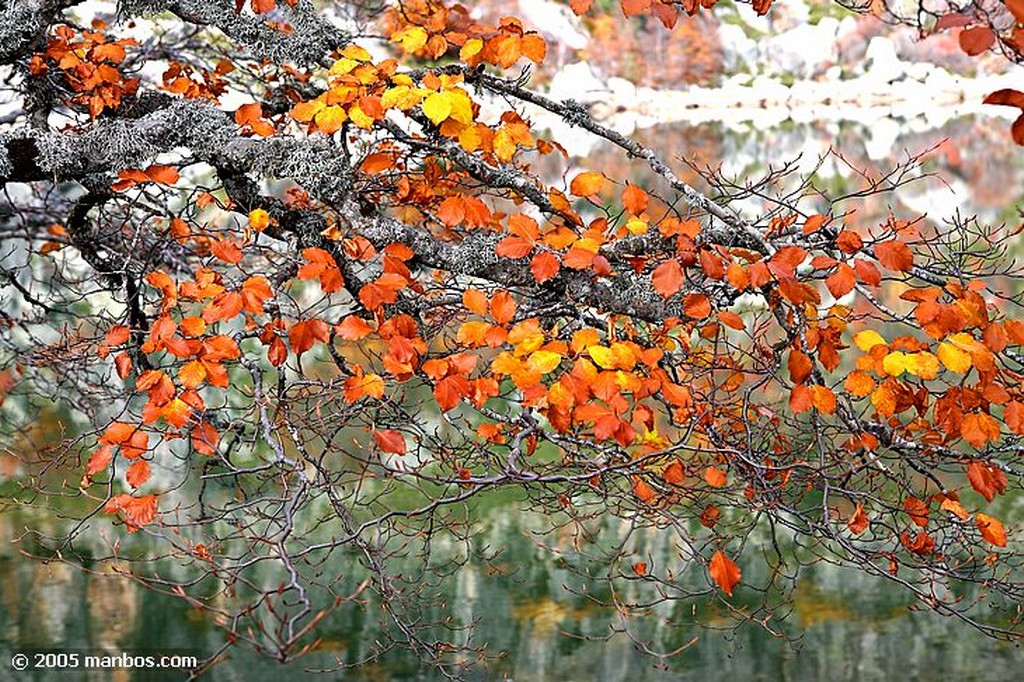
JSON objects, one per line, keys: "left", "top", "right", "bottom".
{"left": 384, "top": 0, "right": 546, "bottom": 67}
{"left": 29, "top": 22, "right": 139, "bottom": 118}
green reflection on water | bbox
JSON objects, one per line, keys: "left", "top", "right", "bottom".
{"left": 1, "top": 500, "right": 1021, "bottom": 681}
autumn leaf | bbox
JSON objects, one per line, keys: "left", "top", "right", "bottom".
{"left": 530, "top": 251, "right": 560, "bottom": 283}
{"left": 651, "top": 259, "right": 683, "bottom": 298}
{"left": 703, "top": 466, "right": 727, "bottom": 487}
{"left": 848, "top": 503, "right": 870, "bottom": 535}
{"left": 683, "top": 293, "right": 711, "bottom": 319}
{"left": 904, "top": 496, "right": 930, "bottom": 528}
{"left": 288, "top": 319, "right": 330, "bottom": 357}
{"left": 709, "top": 550, "right": 741, "bottom": 596}
{"left": 966, "top": 461, "right": 1007, "bottom": 502}
{"left": 373, "top": 429, "right": 407, "bottom": 455}
{"left": 86, "top": 445, "right": 113, "bottom": 476}
{"left": 570, "top": 171, "right": 604, "bottom": 197}
{"left": 633, "top": 475, "right": 655, "bottom": 503}
{"left": 959, "top": 26, "right": 995, "bottom": 56}
{"left": 874, "top": 240, "right": 914, "bottom": 271}
{"left": 126, "top": 459, "right": 151, "bottom": 488}
{"left": 975, "top": 513, "right": 1007, "bottom": 547}
{"left": 853, "top": 330, "right": 886, "bottom": 351}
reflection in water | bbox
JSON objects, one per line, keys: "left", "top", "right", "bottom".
{"left": 1, "top": 506, "right": 1021, "bottom": 681}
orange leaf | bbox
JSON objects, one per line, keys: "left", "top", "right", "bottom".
{"left": 622, "top": 183, "right": 648, "bottom": 214}
{"left": 632, "top": 475, "right": 655, "bottom": 503}
{"left": 178, "top": 360, "right": 206, "bottom": 389}
{"left": 100, "top": 421, "right": 136, "bottom": 445}
{"left": 663, "top": 460, "right": 685, "bottom": 485}
{"left": 966, "top": 460, "right": 1007, "bottom": 502}
{"left": 490, "top": 291, "right": 517, "bottom": 325}
{"left": 848, "top": 503, "right": 870, "bottom": 535}
{"left": 191, "top": 421, "right": 219, "bottom": 455}
{"left": 288, "top": 319, "right": 330, "bottom": 357}
{"left": 373, "top": 429, "right": 407, "bottom": 455}
{"left": 144, "top": 165, "right": 179, "bottom": 185}
{"left": 569, "top": 171, "right": 604, "bottom": 197}
{"left": 684, "top": 293, "right": 711, "bottom": 319}
{"left": 530, "top": 251, "right": 560, "bottom": 283}
{"left": 904, "top": 496, "right": 930, "bottom": 528}
{"left": 336, "top": 315, "right": 374, "bottom": 340}
{"left": 874, "top": 240, "right": 914, "bottom": 271}
{"left": 125, "top": 459, "right": 151, "bottom": 488}
{"left": 651, "top": 259, "right": 683, "bottom": 298}
{"left": 802, "top": 214, "right": 828, "bottom": 235}
{"left": 86, "top": 445, "right": 113, "bottom": 476}
{"left": 717, "top": 310, "right": 744, "bottom": 330}
{"left": 632, "top": 561, "right": 648, "bottom": 576}
{"left": 788, "top": 350, "right": 813, "bottom": 384}
{"left": 703, "top": 466, "right": 727, "bottom": 487}
{"left": 709, "top": 550, "right": 741, "bottom": 596}
{"left": 463, "top": 289, "right": 489, "bottom": 316}
{"left": 975, "top": 513, "right": 1007, "bottom": 547}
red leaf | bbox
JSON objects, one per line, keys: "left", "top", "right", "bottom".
{"left": 125, "top": 459, "right": 151, "bottom": 488}
{"left": 709, "top": 550, "right": 741, "bottom": 596}
{"left": 874, "top": 240, "right": 914, "bottom": 271}
{"left": 651, "top": 259, "right": 683, "bottom": 298}
{"left": 373, "top": 429, "right": 407, "bottom": 455}
{"left": 959, "top": 26, "right": 995, "bottom": 56}
{"left": 848, "top": 503, "right": 870, "bottom": 535}
{"left": 683, "top": 293, "right": 711, "bottom": 319}
{"left": 983, "top": 88, "right": 1024, "bottom": 109}
{"left": 530, "top": 251, "right": 560, "bottom": 283}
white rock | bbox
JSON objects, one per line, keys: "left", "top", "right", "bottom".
{"left": 547, "top": 62, "right": 606, "bottom": 104}
{"left": 865, "top": 36, "right": 904, "bottom": 83}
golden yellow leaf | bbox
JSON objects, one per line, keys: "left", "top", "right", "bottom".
{"left": 853, "top": 330, "right": 886, "bottom": 351}
{"left": 421, "top": 92, "right": 452, "bottom": 125}
{"left": 937, "top": 341, "right": 972, "bottom": 373}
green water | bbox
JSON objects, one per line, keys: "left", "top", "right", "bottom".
{"left": 1, "top": 500, "right": 1020, "bottom": 681}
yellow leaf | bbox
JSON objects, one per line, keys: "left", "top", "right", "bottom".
{"left": 460, "top": 38, "right": 484, "bottom": 62}
{"left": 342, "top": 45, "right": 372, "bottom": 61}
{"left": 392, "top": 26, "right": 428, "bottom": 53}
{"left": 328, "top": 57, "right": 359, "bottom": 77}
{"left": 625, "top": 216, "right": 648, "bottom": 235}
{"left": 882, "top": 351, "right": 909, "bottom": 377}
{"left": 314, "top": 105, "right": 347, "bottom": 135}
{"left": 248, "top": 208, "right": 270, "bottom": 232}
{"left": 422, "top": 92, "right": 452, "bottom": 125}
{"left": 348, "top": 103, "right": 374, "bottom": 129}
{"left": 493, "top": 127, "right": 517, "bottom": 162}
{"left": 853, "top": 330, "right": 886, "bottom": 351}
{"left": 589, "top": 345, "right": 617, "bottom": 370}
{"left": 937, "top": 341, "right": 972, "bottom": 373}
{"left": 527, "top": 350, "right": 562, "bottom": 375}
{"left": 382, "top": 85, "right": 424, "bottom": 111}
{"left": 446, "top": 88, "right": 474, "bottom": 125}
